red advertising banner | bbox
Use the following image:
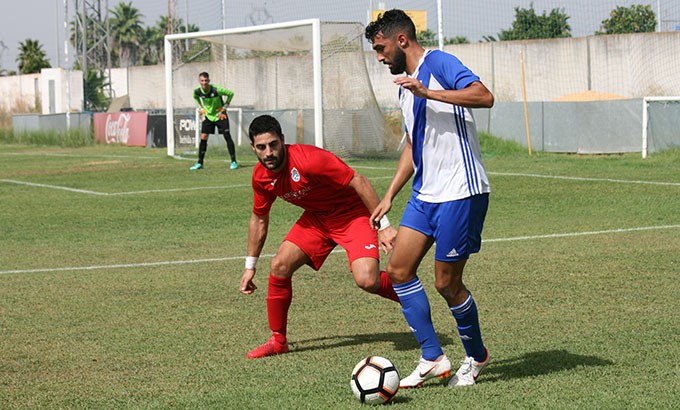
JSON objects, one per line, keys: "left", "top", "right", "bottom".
{"left": 93, "top": 112, "right": 148, "bottom": 146}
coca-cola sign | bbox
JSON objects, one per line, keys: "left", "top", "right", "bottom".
{"left": 94, "top": 112, "right": 148, "bottom": 146}
{"left": 105, "top": 113, "right": 131, "bottom": 144}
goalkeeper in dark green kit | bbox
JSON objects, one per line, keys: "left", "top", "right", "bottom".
{"left": 191, "top": 71, "right": 237, "bottom": 170}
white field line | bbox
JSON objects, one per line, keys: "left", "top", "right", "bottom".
{"left": 0, "top": 152, "right": 159, "bottom": 159}
{"left": 488, "top": 171, "right": 680, "bottom": 186}
{"left": 0, "top": 179, "right": 251, "bottom": 196}
{"left": 0, "top": 177, "right": 391, "bottom": 196}
{"left": 2, "top": 224, "right": 678, "bottom": 276}
{"left": 0, "top": 179, "right": 109, "bottom": 195}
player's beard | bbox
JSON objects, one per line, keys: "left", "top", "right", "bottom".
{"left": 390, "top": 47, "right": 407, "bottom": 75}
{"left": 259, "top": 147, "right": 286, "bottom": 171}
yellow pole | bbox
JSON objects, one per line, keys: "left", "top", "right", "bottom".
{"left": 520, "top": 51, "right": 532, "bottom": 156}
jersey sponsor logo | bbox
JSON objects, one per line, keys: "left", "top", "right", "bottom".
{"left": 291, "top": 167, "right": 301, "bottom": 182}
{"left": 281, "top": 186, "right": 311, "bottom": 201}
{"left": 364, "top": 244, "right": 377, "bottom": 250}
{"left": 446, "top": 248, "right": 459, "bottom": 258}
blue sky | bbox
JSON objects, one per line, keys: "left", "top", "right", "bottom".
{"left": 1, "top": 0, "right": 674, "bottom": 72}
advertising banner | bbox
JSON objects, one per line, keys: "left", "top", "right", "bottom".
{"left": 94, "top": 112, "right": 148, "bottom": 146}
{"left": 175, "top": 113, "right": 197, "bottom": 147}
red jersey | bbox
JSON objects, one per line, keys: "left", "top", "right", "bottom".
{"left": 252, "top": 144, "right": 365, "bottom": 217}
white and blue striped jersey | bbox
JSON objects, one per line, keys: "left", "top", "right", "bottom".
{"left": 400, "top": 50, "right": 491, "bottom": 203}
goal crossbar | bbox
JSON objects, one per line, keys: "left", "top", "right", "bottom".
{"left": 164, "top": 19, "right": 323, "bottom": 157}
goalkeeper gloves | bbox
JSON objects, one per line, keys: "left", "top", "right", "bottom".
{"left": 217, "top": 107, "right": 227, "bottom": 120}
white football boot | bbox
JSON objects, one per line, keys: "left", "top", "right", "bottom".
{"left": 448, "top": 348, "right": 489, "bottom": 387}
{"left": 399, "top": 354, "right": 452, "bottom": 388}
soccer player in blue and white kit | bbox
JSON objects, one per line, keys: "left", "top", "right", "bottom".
{"left": 365, "top": 9, "right": 494, "bottom": 388}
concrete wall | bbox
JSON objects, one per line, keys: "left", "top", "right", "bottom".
{"left": 39, "top": 68, "right": 84, "bottom": 114}
{"left": 13, "top": 112, "right": 91, "bottom": 133}
{"left": 365, "top": 32, "right": 680, "bottom": 107}
{"left": 0, "top": 73, "right": 41, "bottom": 112}
{"left": 473, "top": 99, "right": 645, "bottom": 154}
{"left": 116, "top": 31, "right": 680, "bottom": 110}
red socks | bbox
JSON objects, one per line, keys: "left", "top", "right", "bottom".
{"left": 267, "top": 274, "right": 292, "bottom": 343}
{"left": 374, "top": 271, "right": 401, "bottom": 303}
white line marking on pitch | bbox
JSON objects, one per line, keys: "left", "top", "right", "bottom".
{"left": 0, "top": 177, "right": 390, "bottom": 196}
{"left": 0, "top": 152, "right": 159, "bottom": 159}
{"left": 2, "top": 224, "right": 678, "bottom": 276}
{"left": 487, "top": 172, "right": 680, "bottom": 186}
{"left": 482, "top": 224, "right": 680, "bottom": 242}
{"left": 0, "top": 179, "right": 109, "bottom": 195}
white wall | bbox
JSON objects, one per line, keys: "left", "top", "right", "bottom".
{"left": 109, "top": 67, "right": 129, "bottom": 100}
{"left": 0, "top": 73, "right": 41, "bottom": 111}
{"left": 39, "top": 68, "right": 83, "bottom": 114}
{"left": 366, "top": 32, "right": 680, "bottom": 107}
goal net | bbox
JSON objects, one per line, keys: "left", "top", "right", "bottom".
{"left": 642, "top": 97, "right": 680, "bottom": 158}
{"left": 164, "top": 19, "right": 398, "bottom": 159}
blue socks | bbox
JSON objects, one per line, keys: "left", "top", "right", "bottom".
{"left": 393, "top": 277, "right": 443, "bottom": 361}
{"left": 450, "top": 292, "right": 486, "bottom": 362}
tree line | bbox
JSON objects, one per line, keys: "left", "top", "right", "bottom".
{"left": 417, "top": 4, "right": 657, "bottom": 47}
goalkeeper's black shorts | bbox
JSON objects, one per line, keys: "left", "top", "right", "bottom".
{"left": 201, "top": 117, "right": 230, "bottom": 135}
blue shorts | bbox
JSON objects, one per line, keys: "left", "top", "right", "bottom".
{"left": 400, "top": 193, "right": 489, "bottom": 262}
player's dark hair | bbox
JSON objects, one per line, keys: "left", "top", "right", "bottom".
{"left": 364, "top": 9, "right": 416, "bottom": 43}
{"left": 249, "top": 115, "right": 282, "bottom": 143}
{"left": 199, "top": 72, "right": 210, "bottom": 79}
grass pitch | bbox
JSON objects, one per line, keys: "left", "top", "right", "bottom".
{"left": 1, "top": 141, "right": 679, "bottom": 409}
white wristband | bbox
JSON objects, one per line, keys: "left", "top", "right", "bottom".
{"left": 378, "top": 215, "right": 391, "bottom": 231}
{"left": 245, "top": 256, "right": 258, "bottom": 269}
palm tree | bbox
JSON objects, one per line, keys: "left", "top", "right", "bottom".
{"left": 16, "top": 39, "right": 51, "bottom": 74}
{"left": 109, "top": 2, "right": 144, "bottom": 67}
{"left": 147, "top": 15, "right": 199, "bottom": 63}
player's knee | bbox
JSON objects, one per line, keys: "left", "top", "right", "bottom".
{"left": 270, "top": 256, "right": 294, "bottom": 277}
{"left": 354, "top": 273, "right": 380, "bottom": 293}
{"left": 385, "top": 262, "right": 413, "bottom": 285}
{"left": 435, "top": 279, "right": 466, "bottom": 303}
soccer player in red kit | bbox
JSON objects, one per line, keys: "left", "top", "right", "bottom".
{"left": 240, "top": 115, "right": 400, "bottom": 358}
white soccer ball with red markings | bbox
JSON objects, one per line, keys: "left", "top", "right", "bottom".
{"left": 350, "top": 356, "right": 400, "bottom": 405}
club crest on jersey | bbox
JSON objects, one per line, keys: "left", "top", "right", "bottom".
{"left": 291, "top": 167, "right": 301, "bottom": 182}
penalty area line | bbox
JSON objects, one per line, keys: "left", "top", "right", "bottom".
{"left": 2, "top": 224, "right": 679, "bottom": 276}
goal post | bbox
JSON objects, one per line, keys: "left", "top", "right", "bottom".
{"left": 164, "top": 19, "right": 323, "bottom": 158}
{"left": 641, "top": 96, "right": 680, "bottom": 158}
{"left": 163, "top": 19, "right": 395, "bottom": 159}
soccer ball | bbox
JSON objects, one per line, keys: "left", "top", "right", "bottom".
{"left": 350, "top": 356, "right": 400, "bottom": 405}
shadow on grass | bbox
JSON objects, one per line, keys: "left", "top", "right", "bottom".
{"left": 482, "top": 350, "right": 614, "bottom": 382}
{"left": 290, "top": 331, "right": 456, "bottom": 354}
{"left": 389, "top": 395, "right": 413, "bottom": 404}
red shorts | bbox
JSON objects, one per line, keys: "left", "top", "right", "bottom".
{"left": 284, "top": 210, "right": 379, "bottom": 271}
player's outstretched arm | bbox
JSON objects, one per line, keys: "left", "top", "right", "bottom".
{"left": 240, "top": 212, "right": 269, "bottom": 295}
{"left": 394, "top": 78, "right": 493, "bottom": 108}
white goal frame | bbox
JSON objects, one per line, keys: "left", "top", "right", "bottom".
{"left": 164, "top": 19, "right": 324, "bottom": 157}
{"left": 641, "top": 96, "right": 680, "bottom": 158}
